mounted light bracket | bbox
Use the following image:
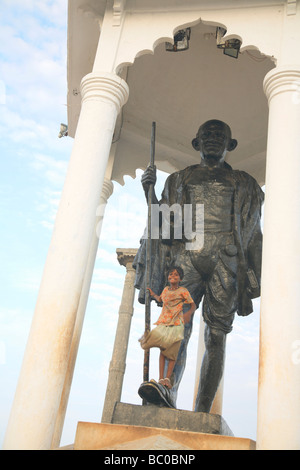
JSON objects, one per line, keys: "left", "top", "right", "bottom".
{"left": 165, "top": 28, "right": 191, "bottom": 52}
{"left": 216, "top": 27, "right": 241, "bottom": 59}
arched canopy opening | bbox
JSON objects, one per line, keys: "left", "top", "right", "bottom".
{"left": 111, "top": 21, "right": 275, "bottom": 186}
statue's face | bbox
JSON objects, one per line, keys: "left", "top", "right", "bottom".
{"left": 197, "top": 121, "right": 231, "bottom": 164}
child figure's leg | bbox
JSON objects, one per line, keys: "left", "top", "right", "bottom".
{"left": 159, "top": 351, "right": 175, "bottom": 389}
{"left": 159, "top": 351, "right": 166, "bottom": 382}
{"left": 165, "top": 359, "right": 176, "bottom": 386}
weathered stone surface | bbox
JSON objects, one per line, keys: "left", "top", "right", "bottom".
{"left": 111, "top": 402, "right": 234, "bottom": 436}
{"left": 74, "top": 422, "right": 256, "bottom": 450}
{"left": 104, "top": 434, "right": 193, "bottom": 450}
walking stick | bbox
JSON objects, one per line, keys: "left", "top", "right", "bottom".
{"left": 143, "top": 122, "right": 156, "bottom": 385}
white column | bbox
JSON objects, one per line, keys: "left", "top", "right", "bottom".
{"left": 51, "top": 178, "right": 114, "bottom": 449}
{"left": 101, "top": 249, "right": 137, "bottom": 424}
{"left": 257, "top": 66, "right": 300, "bottom": 450}
{"left": 3, "top": 72, "right": 128, "bottom": 450}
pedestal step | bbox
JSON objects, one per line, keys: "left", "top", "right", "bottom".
{"left": 74, "top": 402, "right": 255, "bottom": 450}
{"left": 74, "top": 421, "right": 256, "bottom": 450}
{"left": 111, "top": 402, "right": 233, "bottom": 436}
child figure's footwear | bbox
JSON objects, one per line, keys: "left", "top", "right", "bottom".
{"left": 158, "top": 377, "right": 172, "bottom": 389}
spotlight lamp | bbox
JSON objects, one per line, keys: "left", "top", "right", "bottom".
{"left": 58, "top": 123, "right": 68, "bottom": 138}
{"left": 216, "top": 27, "right": 241, "bottom": 59}
{"left": 165, "top": 28, "right": 191, "bottom": 52}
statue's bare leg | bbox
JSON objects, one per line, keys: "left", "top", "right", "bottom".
{"left": 194, "top": 325, "right": 226, "bottom": 413}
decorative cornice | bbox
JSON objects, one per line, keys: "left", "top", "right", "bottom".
{"left": 286, "top": 0, "right": 297, "bottom": 15}
{"left": 113, "top": 0, "right": 126, "bottom": 26}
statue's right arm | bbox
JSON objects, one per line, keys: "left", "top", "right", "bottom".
{"left": 141, "top": 165, "right": 159, "bottom": 205}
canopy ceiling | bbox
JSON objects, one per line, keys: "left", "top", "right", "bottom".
{"left": 112, "top": 22, "right": 274, "bottom": 186}
{"left": 67, "top": 3, "right": 276, "bottom": 186}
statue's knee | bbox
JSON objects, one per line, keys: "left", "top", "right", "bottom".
{"left": 205, "top": 326, "right": 226, "bottom": 350}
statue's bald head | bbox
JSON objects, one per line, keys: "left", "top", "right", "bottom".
{"left": 192, "top": 120, "right": 237, "bottom": 164}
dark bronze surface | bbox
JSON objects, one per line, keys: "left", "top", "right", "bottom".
{"left": 134, "top": 120, "right": 264, "bottom": 413}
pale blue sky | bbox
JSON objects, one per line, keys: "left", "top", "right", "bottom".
{"left": 0, "top": 0, "right": 261, "bottom": 447}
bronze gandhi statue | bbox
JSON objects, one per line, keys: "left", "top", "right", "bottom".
{"left": 134, "top": 120, "right": 264, "bottom": 412}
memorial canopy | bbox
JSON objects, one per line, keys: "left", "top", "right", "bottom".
{"left": 67, "top": 0, "right": 277, "bottom": 186}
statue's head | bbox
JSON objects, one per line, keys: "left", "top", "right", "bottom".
{"left": 192, "top": 120, "right": 237, "bottom": 165}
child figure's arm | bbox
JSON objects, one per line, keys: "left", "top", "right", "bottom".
{"left": 183, "top": 302, "right": 196, "bottom": 324}
{"left": 147, "top": 287, "right": 162, "bottom": 303}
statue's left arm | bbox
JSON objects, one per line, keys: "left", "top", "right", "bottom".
{"left": 240, "top": 172, "right": 264, "bottom": 299}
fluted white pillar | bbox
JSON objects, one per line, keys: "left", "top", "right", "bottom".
{"left": 3, "top": 72, "right": 128, "bottom": 450}
{"left": 257, "top": 66, "right": 300, "bottom": 450}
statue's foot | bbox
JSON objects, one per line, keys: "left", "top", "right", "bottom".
{"left": 138, "top": 380, "right": 176, "bottom": 408}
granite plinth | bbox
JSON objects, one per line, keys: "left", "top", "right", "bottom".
{"left": 111, "top": 402, "right": 234, "bottom": 436}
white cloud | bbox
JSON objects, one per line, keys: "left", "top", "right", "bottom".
{"left": 89, "top": 284, "right": 123, "bottom": 306}
{"left": 0, "top": 108, "right": 43, "bottom": 144}
{"left": 99, "top": 189, "right": 147, "bottom": 248}
{"left": 93, "top": 267, "right": 123, "bottom": 283}
{"left": 31, "top": 153, "right": 68, "bottom": 186}
{"left": 33, "top": 187, "right": 62, "bottom": 231}
{"left": 0, "top": 1, "right": 69, "bottom": 146}
{"left": 0, "top": 307, "right": 32, "bottom": 354}
{"left": 96, "top": 248, "right": 119, "bottom": 264}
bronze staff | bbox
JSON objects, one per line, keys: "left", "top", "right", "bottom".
{"left": 143, "top": 121, "right": 156, "bottom": 386}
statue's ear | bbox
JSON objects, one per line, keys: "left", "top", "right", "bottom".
{"left": 192, "top": 137, "right": 200, "bottom": 151}
{"left": 228, "top": 138, "right": 238, "bottom": 152}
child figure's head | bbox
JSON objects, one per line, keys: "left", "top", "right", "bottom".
{"left": 167, "top": 266, "right": 184, "bottom": 284}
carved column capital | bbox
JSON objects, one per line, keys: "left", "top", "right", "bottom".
{"left": 80, "top": 72, "right": 129, "bottom": 113}
{"left": 116, "top": 248, "right": 138, "bottom": 268}
{"left": 101, "top": 178, "right": 114, "bottom": 202}
{"left": 263, "top": 66, "right": 300, "bottom": 103}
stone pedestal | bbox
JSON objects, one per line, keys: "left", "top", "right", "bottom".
{"left": 74, "top": 421, "right": 255, "bottom": 451}
{"left": 111, "top": 402, "right": 233, "bottom": 436}
{"left": 74, "top": 401, "right": 255, "bottom": 450}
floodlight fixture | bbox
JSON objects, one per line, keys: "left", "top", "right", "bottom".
{"left": 165, "top": 28, "right": 191, "bottom": 52}
{"left": 58, "top": 123, "right": 68, "bottom": 138}
{"left": 216, "top": 27, "right": 241, "bottom": 59}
